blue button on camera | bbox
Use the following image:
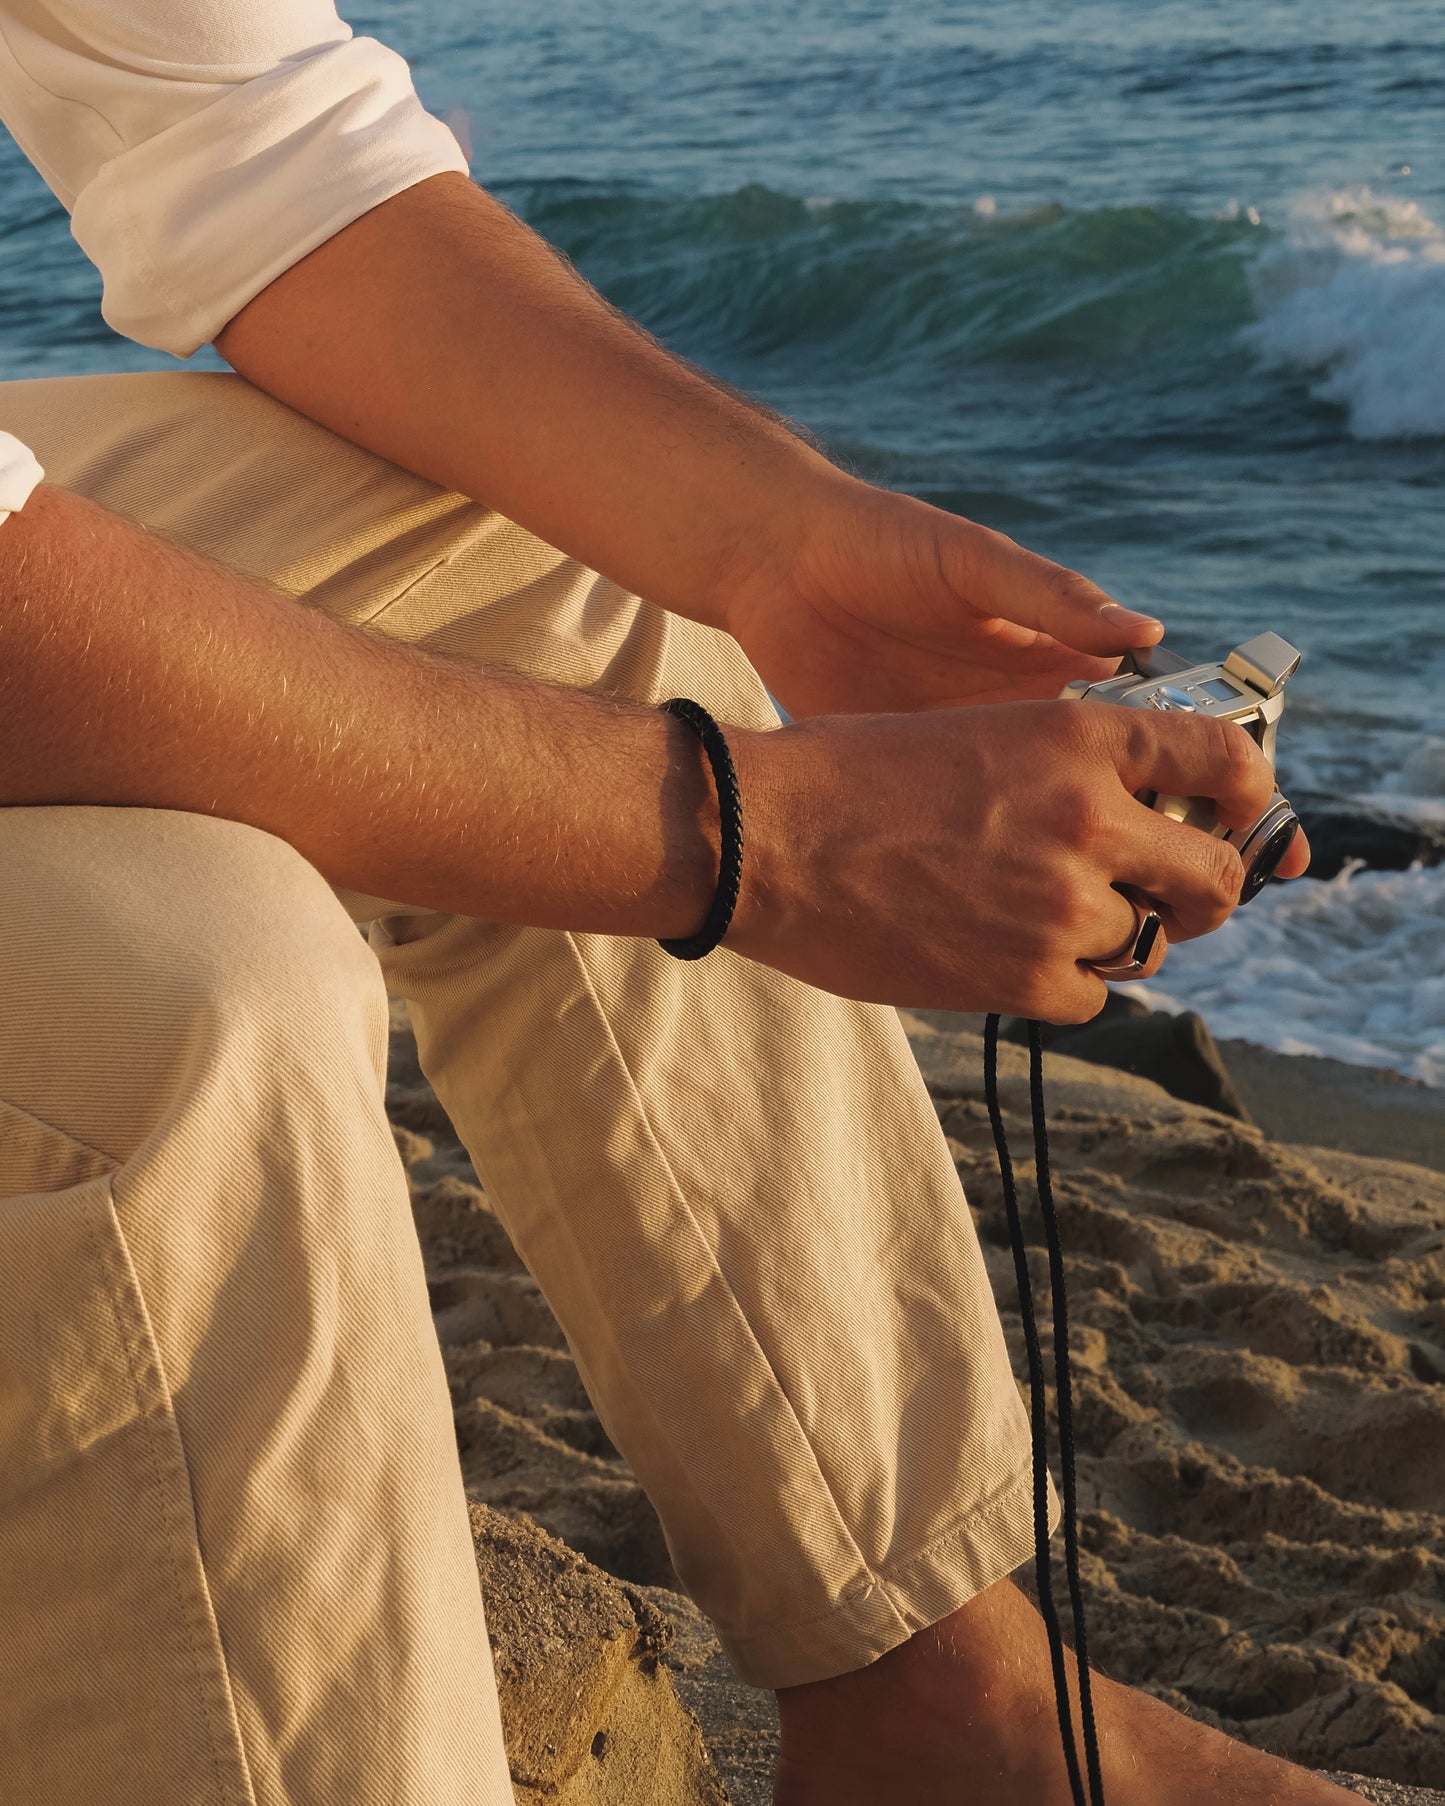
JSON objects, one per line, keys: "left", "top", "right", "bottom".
{"left": 1145, "top": 684, "right": 1197, "bottom": 712}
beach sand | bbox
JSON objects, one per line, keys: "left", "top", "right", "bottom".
{"left": 1218, "top": 1040, "right": 1445, "bottom": 1178}
{"left": 389, "top": 997, "right": 1445, "bottom": 1798}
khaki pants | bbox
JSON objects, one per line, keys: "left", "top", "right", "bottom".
{"left": 0, "top": 373, "right": 1034, "bottom": 1805}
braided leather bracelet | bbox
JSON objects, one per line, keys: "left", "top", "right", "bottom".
{"left": 657, "top": 698, "right": 744, "bottom": 960}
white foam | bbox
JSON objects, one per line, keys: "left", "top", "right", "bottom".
{"left": 1348, "top": 733, "right": 1445, "bottom": 826}
{"left": 1353, "top": 791, "right": 1445, "bottom": 827}
{"left": 1242, "top": 186, "right": 1445, "bottom": 440}
{"left": 1132, "top": 861, "right": 1445, "bottom": 1088}
{"left": 1385, "top": 735, "right": 1445, "bottom": 802}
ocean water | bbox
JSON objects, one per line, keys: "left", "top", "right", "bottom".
{"left": 0, "top": 0, "right": 1441, "bottom": 1082}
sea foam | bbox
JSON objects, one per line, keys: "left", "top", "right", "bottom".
{"left": 1134, "top": 859, "right": 1445, "bottom": 1088}
{"left": 1243, "top": 187, "right": 1445, "bottom": 440}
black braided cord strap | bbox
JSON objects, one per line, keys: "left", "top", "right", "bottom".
{"left": 657, "top": 697, "right": 744, "bottom": 961}
{"left": 1028, "top": 1018, "right": 1106, "bottom": 1806}
{"left": 984, "top": 1015, "right": 1089, "bottom": 1806}
{"left": 984, "top": 1014, "right": 1106, "bottom": 1806}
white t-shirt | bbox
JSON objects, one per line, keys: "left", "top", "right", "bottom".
{"left": 0, "top": 428, "right": 42, "bottom": 523}
{"left": 0, "top": 0, "right": 472, "bottom": 523}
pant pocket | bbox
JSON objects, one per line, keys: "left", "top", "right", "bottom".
{"left": 0, "top": 1131, "right": 257, "bottom": 1806}
{"left": 0, "top": 1094, "right": 115, "bottom": 1200}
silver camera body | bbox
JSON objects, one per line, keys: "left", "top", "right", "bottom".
{"left": 1060, "top": 631, "right": 1302, "bottom": 903}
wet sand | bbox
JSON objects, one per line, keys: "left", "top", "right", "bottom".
{"left": 1218, "top": 1040, "right": 1445, "bottom": 1177}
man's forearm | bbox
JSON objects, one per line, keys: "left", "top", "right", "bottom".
{"left": 0, "top": 484, "right": 1293, "bottom": 1020}
{"left": 213, "top": 173, "right": 845, "bottom": 634}
{"left": 0, "top": 485, "right": 724, "bottom": 936}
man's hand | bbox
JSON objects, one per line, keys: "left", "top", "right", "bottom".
{"left": 726, "top": 483, "right": 1164, "bottom": 719}
{"left": 726, "top": 699, "right": 1308, "bottom": 1021}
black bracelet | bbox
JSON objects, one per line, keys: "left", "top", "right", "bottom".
{"left": 657, "top": 697, "right": 744, "bottom": 960}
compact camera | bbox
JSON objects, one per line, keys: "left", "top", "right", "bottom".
{"left": 1061, "top": 632, "right": 1302, "bottom": 904}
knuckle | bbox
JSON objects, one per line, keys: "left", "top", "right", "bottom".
{"left": 1120, "top": 710, "right": 1159, "bottom": 775}
{"left": 1013, "top": 955, "right": 1099, "bottom": 1025}
{"left": 1206, "top": 837, "right": 1246, "bottom": 907}
{"left": 1049, "top": 978, "right": 1103, "bottom": 1026}
{"left": 1014, "top": 969, "right": 1060, "bottom": 1021}
{"left": 1068, "top": 789, "right": 1115, "bottom": 853}
{"left": 1174, "top": 840, "right": 1243, "bottom": 941}
{"left": 1209, "top": 715, "right": 1265, "bottom": 788}
{"left": 1051, "top": 875, "right": 1093, "bottom": 935}
{"left": 1027, "top": 541, "right": 1110, "bottom": 608}
{"left": 1047, "top": 756, "right": 1117, "bottom": 841}
{"left": 1050, "top": 701, "right": 1099, "bottom": 760}
{"left": 1047, "top": 563, "right": 1094, "bottom": 607}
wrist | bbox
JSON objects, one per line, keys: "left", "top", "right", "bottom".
{"left": 653, "top": 699, "right": 744, "bottom": 959}
{"left": 718, "top": 720, "right": 820, "bottom": 961}
{"left": 716, "top": 458, "right": 866, "bottom": 639}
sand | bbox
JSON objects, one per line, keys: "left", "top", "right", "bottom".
{"left": 388, "top": 996, "right": 1445, "bottom": 1797}
{"left": 1218, "top": 1040, "right": 1445, "bottom": 1178}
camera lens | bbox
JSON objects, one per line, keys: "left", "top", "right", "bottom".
{"left": 1238, "top": 807, "right": 1300, "bottom": 904}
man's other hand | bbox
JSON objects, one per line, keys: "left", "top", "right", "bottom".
{"left": 726, "top": 481, "right": 1164, "bottom": 718}
{"left": 218, "top": 176, "right": 1159, "bottom": 726}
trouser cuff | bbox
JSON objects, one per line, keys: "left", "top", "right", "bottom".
{"left": 716, "top": 1460, "right": 1051, "bottom": 1691}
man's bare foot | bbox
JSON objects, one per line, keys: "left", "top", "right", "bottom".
{"left": 773, "top": 1576, "right": 1360, "bottom": 1805}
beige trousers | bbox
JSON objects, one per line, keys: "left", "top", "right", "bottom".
{"left": 0, "top": 373, "right": 1034, "bottom": 1805}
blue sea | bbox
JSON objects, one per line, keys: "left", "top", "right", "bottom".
{"left": 2, "top": 0, "right": 1442, "bottom": 1081}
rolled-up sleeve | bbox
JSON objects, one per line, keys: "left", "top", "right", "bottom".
{"left": 0, "top": 430, "right": 43, "bottom": 524}
{"left": 0, "top": 3, "right": 470, "bottom": 355}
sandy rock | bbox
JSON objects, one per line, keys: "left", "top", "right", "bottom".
{"left": 636, "top": 1587, "right": 780, "bottom": 1806}
{"left": 1008, "top": 994, "right": 1254, "bottom": 1121}
{"left": 471, "top": 1503, "right": 727, "bottom": 1804}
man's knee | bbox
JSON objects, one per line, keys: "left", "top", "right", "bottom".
{"left": 0, "top": 370, "right": 482, "bottom": 627}
{"left": 0, "top": 805, "right": 387, "bottom": 1164}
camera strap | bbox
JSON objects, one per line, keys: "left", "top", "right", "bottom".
{"left": 983, "top": 1014, "right": 1106, "bottom": 1806}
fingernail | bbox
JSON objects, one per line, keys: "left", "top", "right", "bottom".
{"left": 1101, "top": 603, "right": 1162, "bottom": 630}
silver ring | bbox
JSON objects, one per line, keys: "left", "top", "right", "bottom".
{"left": 1085, "top": 892, "right": 1164, "bottom": 981}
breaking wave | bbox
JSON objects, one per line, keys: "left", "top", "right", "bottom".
{"left": 514, "top": 180, "right": 1262, "bottom": 373}
{"left": 515, "top": 178, "right": 1445, "bottom": 444}
{"left": 1242, "top": 186, "right": 1445, "bottom": 440}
